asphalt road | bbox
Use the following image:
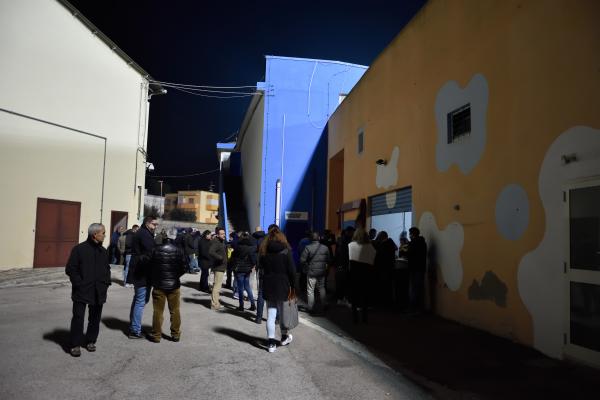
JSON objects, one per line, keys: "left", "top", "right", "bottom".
{"left": 0, "top": 268, "right": 430, "bottom": 400}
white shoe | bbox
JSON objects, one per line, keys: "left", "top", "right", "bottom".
{"left": 268, "top": 341, "right": 277, "bottom": 353}
{"left": 280, "top": 333, "right": 293, "bottom": 346}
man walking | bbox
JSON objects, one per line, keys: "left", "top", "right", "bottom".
{"left": 301, "top": 232, "right": 331, "bottom": 313}
{"left": 65, "top": 223, "right": 111, "bottom": 357}
{"left": 149, "top": 233, "right": 187, "bottom": 343}
{"left": 127, "top": 216, "right": 157, "bottom": 338}
{"left": 209, "top": 227, "right": 227, "bottom": 310}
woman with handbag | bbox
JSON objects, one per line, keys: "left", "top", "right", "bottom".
{"left": 259, "top": 226, "right": 297, "bottom": 353}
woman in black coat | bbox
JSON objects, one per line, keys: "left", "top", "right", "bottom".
{"left": 259, "top": 227, "right": 296, "bottom": 353}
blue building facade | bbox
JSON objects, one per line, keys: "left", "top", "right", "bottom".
{"left": 236, "top": 56, "right": 367, "bottom": 247}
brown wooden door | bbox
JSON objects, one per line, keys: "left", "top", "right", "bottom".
{"left": 33, "top": 198, "right": 81, "bottom": 268}
{"left": 110, "top": 211, "right": 128, "bottom": 234}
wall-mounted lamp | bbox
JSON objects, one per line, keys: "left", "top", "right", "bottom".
{"left": 146, "top": 162, "right": 155, "bottom": 172}
{"left": 375, "top": 159, "right": 387, "bottom": 166}
{"left": 561, "top": 153, "right": 578, "bottom": 165}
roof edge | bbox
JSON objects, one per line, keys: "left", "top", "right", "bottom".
{"left": 56, "top": 0, "right": 164, "bottom": 94}
{"left": 265, "top": 55, "right": 368, "bottom": 70}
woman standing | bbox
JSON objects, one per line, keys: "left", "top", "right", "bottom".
{"left": 348, "top": 228, "right": 376, "bottom": 323}
{"left": 259, "top": 226, "right": 297, "bottom": 353}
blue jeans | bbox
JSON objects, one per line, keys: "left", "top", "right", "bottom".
{"left": 188, "top": 255, "right": 199, "bottom": 272}
{"left": 235, "top": 273, "right": 255, "bottom": 307}
{"left": 255, "top": 278, "right": 264, "bottom": 321}
{"left": 129, "top": 285, "right": 150, "bottom": 334}
{"left": 123, "top": 255, "right": 132, "bottom": 285}
{"left": 266, "top": 301, "right": 287, "bottom": 338}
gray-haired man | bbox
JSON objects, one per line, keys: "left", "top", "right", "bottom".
{"left": 65, "top": 223, "right": 112, "bottom": 357}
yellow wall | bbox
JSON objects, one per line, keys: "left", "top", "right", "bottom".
{"left": 327, "top": 0, "right": 600, "bottom": 357}
{"left": 166, "top": 191, "right": 218, "bottom": 223}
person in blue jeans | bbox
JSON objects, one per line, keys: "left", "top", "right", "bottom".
{"left": 127, "top": 216, "right": 157, "bottom": 338}
{"left": 231, "top": 233, "right": 257, "bottom": 311}
{"left": 122, "top": 224, "right": 139, "bottom": 288}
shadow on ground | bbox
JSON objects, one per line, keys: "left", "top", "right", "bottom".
{"left": 42, "top": 328, "right": 71, "bottom": 353}
{"left": 213, "top": 327, "right": 265, "bottom": 350}
{"left": 101, "top": 317, "right": 151, "bottom": 337}
{"left": 182, "top": 297, "right": 211, "bottom": 309}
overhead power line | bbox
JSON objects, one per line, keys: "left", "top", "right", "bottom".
{"left": 150, "top": 168, "right": 220, "bottom": 178}
{"left": 149, "top": 79, "right": 257, "bottom": 89}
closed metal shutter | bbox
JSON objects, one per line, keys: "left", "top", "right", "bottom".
{"left": 369, "top": 187, "right": 412, "bottom": 216}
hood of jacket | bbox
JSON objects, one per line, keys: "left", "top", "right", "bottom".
{"left": 266, "top": 240, "right": 287, "bottom": 254}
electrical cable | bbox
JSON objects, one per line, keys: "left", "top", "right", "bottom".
{"left": 149, "top": 79, "right": 256, "bottom": 89}
{"left": 149, "top": 168, "right": 220, "bottom": 178}
{"left": 169, "top": 86, "right": 258, "bottom": 98}
{"left": 158, "top": 83, "right": 257, "bottom": 95}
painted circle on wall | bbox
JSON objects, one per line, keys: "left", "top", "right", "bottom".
{"left": 495, "top": 184, "right": 530, "bottom": 240}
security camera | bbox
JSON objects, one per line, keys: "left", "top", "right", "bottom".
{"left": 375, "top": 159, "right": 387, "bottom": 166}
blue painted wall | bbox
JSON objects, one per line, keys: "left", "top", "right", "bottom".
{"left": 257, "top": 56, "right": 367, "bottom": 243}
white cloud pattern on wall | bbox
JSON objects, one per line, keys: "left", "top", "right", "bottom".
{"left": 376, "top": 146, "right": 399, "bottom": 190}
{"left": 518, "top": 126, "right": 600, "bottom": 358}
{"left": 434, "top": 73, "right": 489, "bottom": 174}
{"left": 419, "top": 212, "right": 464, "bottom": 291}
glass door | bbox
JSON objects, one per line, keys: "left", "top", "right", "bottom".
{"left": 565, "top": 182, "right": 600, "bottom": 366}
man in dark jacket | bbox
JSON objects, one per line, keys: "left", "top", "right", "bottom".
{"left": 400, "top": 227, "right": 427, "bottom": 312}
{"left": 65, "top": 223, "right": 111, "bottom": 357}
{"left": 148, "top": 235, "right": 187, "bottom": 343}
{"left": 184, "top": 228, "right": 199, "bottom": 274}
{"left": 127, "top": 216, "right": 157, "bottom": 338}
{"left": 334, "top": 226, "right": 355, "bottom": 305}
{"left": 232, "top": 232, "right": 258, "bottom": 311}
{"left": 301, "top": 232, "right": 331, "bottom": 313}
{"left": 197, "top": 230, "right": 213, "bottom": 292}
{"left": 209, "top": 227, "right": 227, "bottom": 310}
{"left": 120, "top": 224, "right": 139, "bottom": 287}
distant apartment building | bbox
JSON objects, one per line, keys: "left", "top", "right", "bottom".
{"left": 0, "top": 0, "right": 164, "bottom": 268}
{"left": 164, "top": 191, "right": 219, "bottom": 224}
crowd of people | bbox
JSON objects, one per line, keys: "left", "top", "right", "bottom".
{"left": 65, "top": 217, "right": 428, "bottom": 357}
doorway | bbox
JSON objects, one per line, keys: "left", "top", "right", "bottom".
{"left": 33, "top": 198, "right": 81, "bottom": 268}
{"left": 565, "top": 181, "right": 600, "bottom": 366}
{"left": 110, "top": 211, "right": 128, "bottom": 234}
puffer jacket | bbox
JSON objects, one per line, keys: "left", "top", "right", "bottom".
{"left": 232, "top": 237, "right": 257, "bottom": 274}
{"left": 300, "top": 241, "right": 331, "bottom": 277}
{"left": 150, "top": 241, "right": 187, "bottom": 291}
{"left": 261, "top": 241, "right": 296, "bottom": 302}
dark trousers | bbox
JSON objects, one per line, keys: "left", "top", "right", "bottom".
{"left": 409, "top": 269, "right": 426, "bottom": 310}
{"left": 70, "top": 301, "right": 103, "bottom": 348}
{"left": 335, "top": 268, "right": 349, "bottom": 300}
{"left": 255, "top": 278, "right": 264, "bottom": 322}
{"left": 225, "top": 264, "right": 234, "bottom": 287}
{"left": 350, "top": 266, "right": 369, "bottom": 321}
{"left": 199, "top": 265, "right": 210, "bottom": 291}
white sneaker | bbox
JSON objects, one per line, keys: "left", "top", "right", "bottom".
{"left": 268, "top": 341, "right": 277, "bottom": 353}
{"left": 280, "top": 333, "right": 293, "bottom": 346}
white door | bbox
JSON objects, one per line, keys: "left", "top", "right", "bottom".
{"left": 565, "top": 181, "right": 600, "bottom": 367}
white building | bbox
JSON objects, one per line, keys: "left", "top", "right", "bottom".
{"left": 144, "top": 190, "right": 165, "bottom": 216}
{"left": 0, "top": 0, "right": 165, "bottom": 268}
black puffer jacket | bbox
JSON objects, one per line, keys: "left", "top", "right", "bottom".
{"left": 261, "top": 241, "right": 296, "bottom": 302}
{"left": 300, "top": 241, "right": 331, "bottom": 277}
{"left": 150, "top": 242, "right": 187, "bottom": 291}
{"left": 65, "top": 238, "right": 111, "bottom": 305}
{"left": 232, "top": 237, "right": 257, "bottom": 274}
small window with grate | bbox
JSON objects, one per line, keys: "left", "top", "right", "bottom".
{"left": 358, "top": 129, "right": 364, "bottom": 154}
{"left": 447, "top": 104, "right": 471, "bottom": 143}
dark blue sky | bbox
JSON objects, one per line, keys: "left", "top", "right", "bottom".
{"left": 67, "top": 0, "right": 426, "bottom": 193}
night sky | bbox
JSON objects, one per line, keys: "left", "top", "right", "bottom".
{"left": 67, "top": 0, "right": 427, "bottom": 194}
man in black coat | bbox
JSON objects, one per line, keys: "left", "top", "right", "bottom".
{"left": 149, "top": 235, "right": 187, "bottom": 343}
{"left": 209, "top": 227, "right": 227, "bottom": 310}
{"left": 127, "top": 216, "right": 157, "bottom": 338}
{"left": 65, "top": 223, "right": 111, "bottom": 357}
{"left": 401, "top": 227, "right": 427, "bottom": 312}
{"left": 197, "top": 230, "right": 213, "bottom": 292}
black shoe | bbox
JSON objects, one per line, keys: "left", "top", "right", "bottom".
{"left": 249, "top": 304, "right": 256, "bottom": 312}
{"left": 85, "top": 343, "right": 96, "bottom": 352}
{"left": 128, "top": 331, "right": 143, "bottom": 339}
{"left": 171, "top": 336, "right": 180, "bottom": 342}
{"left": 237, "top": 306, "right": 244, "bottom": 311}
{"left": 254, "top": 318, "right": 262, "bottom": 325}
{"left": 70, "top": 346, "right": 81, "bottom": 357}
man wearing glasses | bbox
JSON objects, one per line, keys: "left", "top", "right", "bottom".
{"left": 127, "top": 216, "right": 158, "bottom": 338}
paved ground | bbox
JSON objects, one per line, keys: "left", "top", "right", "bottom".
{"left": 0, "top": 267, "right": 428, "bottom": 400}
{"left": 1, "top": 267, "right": 599, "bottom": 400}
